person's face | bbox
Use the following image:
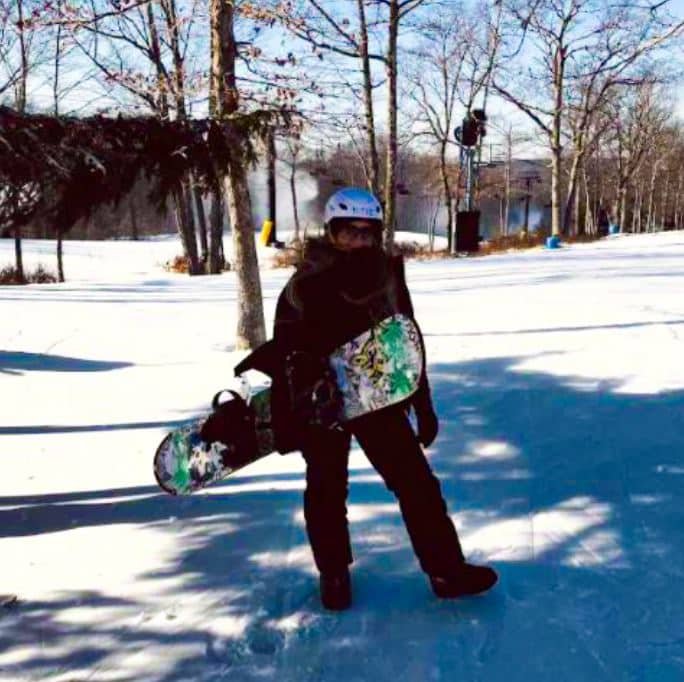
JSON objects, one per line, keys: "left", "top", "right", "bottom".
{"left": 330, "top": 220, "right": 378, "bottom": 251}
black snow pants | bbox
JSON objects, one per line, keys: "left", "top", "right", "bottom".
{"left": 300, "top": 405, "right": 465, "bottom": 577}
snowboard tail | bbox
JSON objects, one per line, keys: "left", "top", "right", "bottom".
{"left": 153, "top": 389, "right": 273, "bottom": 495}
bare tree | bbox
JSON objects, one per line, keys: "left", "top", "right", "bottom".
{"left": 405, "top": 11, "right": 465, "bottom": 251}
{"left": 263, "top": 0, "right": 385, "bottom": 196}
{"left": 280, "top": 133, "right": 304, "bottom": 243}
{"left": 376, "top": 0, "right": 432, "bottom": 250}
{"left": 63, "top": 0, "right": 205, "bottom": 272}
{"left": 1, "top": 0, "right": 53, "bottom": 281}
{"left": 604, "top": 80, "right": 669, "bottom": 231}
{"left": 0, "top": 1, "right": 21, "bottom": 99}
{"left": 623, "top": 115, "right": 679, "bottom": 232}
{"left": 484, "top": 119, "right": 532, "bottom": 236}
{"left": 493, "top": 0, "right": 684, "bottom": 237}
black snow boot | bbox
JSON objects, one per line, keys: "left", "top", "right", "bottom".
{"left": 430, "top": 563, "right": 498, "bottom": 599}
{"left": 320, "top": 569, "right": 352, "bottom": 611}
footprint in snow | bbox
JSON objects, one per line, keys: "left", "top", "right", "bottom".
{"left": 205, "top": 623, "right": 284, "bottom": 664}
{"left": 246, "top": 621, "right": 285, "bottom": 655}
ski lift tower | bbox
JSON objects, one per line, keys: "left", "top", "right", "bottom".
{"left": 453, "top": 109, "right": 487, "bottom": 253}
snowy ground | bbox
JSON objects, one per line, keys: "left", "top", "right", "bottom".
{"left": 1, "top": 231, "right": 683, "bottom": 681}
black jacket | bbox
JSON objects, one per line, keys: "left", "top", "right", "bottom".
{"left": 236, "top": 242, "right": 434, "bottom": 453}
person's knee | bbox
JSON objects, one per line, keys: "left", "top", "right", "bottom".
{"left": 387, "top": 464, "right": 443, "bottom": 503}
{"left": 305, "top": 463, "right": 348, "bottom": 506}
{"left": 306, "top": 473, "right": 347, "bottom": 498}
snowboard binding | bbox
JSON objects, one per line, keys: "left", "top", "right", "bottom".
{"left": 199, "top": 389, "right": 260, "bottom": 469}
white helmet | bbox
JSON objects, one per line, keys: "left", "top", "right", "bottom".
{"left": 323, "top": 187, "right": 383, "bottom": 225}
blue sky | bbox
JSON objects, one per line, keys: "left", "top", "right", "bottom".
{"left": 11, "top": 0, "right": 684, "bottom": 162}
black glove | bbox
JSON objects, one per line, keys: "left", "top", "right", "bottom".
{"left": 285, "top": 351, "right": 343, "bottom": 428}
{"left": 413, "top": 402, "right": 439, "bottom": 447}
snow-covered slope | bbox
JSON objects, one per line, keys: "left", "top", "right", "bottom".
{"left": 1, "top": 231, "right": 683, "bottom": 681}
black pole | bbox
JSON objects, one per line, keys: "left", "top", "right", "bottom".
{"left": 267, "top": 129, "right": 277, "bottom": 245}
{"left": 523, "top": 177, "right": 531, "bottom": 233}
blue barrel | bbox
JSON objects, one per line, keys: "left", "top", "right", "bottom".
{"left": 609, "top": 224, "right": 620, "bottom": 235}
{"left": 546, "top": 235, "right": 561, "bottom": 249}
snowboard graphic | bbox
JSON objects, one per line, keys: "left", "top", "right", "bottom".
{"left": 154, "top": 314, "right": 423, "bottom": 495}
{"left": 153, "top": 387, "right": 274, "bottom": 496}
{"left": 330, "top": 314, "right": 423, "bottom": 419}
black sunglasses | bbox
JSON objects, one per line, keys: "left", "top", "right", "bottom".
{"left": 336, "top": 224, "right": 378, "bottom": 240}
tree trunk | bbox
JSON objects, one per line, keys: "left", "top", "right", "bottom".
{"left": 674, "top": 170, "right": 682, "bottom": 229}
{"left": 214, "top": 0, "right": 266, "bottom": 348}
{"left": 192, "top": 180, "right": 208, "bottom": 266}
{"left": 504, "top": 145, "right": 511, "bottom": 237}
{"left": 582, "top": 169, "right": 591, "bottom": 235}
{"left": 147, "top": 1, "right": 169, "bottom": 116}
{"left": 428, "top": 198, "right": 436, "bottom": 252}
{"left": 223, "top": 167, "right": 265, "bottom": 348}
{"left": 383, "top": 0, "right": 399, "bottom": 252}
{"left": 551, "top": 46, "right": 564, "bottom": 237}
{"left": 573, "top": 173, "right": 581, "bottom": 237}
{"left": 14, "top": 228, "right": 25, "bottom": 283}
{"left": 659, "top": 172, "right": 670, "bottom": 231}
{"left": 620, "top": 187, "right": 628, "bottom": 233}
{"left": 53, "top": 0, "right": 63, "bottom": 116}
{"left": 173, "top": 187, "right": 200, "bottom": 274}
{"left": 161, "top": 0, "right": 187, "bottom": 119}
{"left": 182, "top": 179, "right": 199, "bottom": 268}
{"left": 357, "top": 0, "right": 380, "bottom": 197}
{"left": 615, "top": 183, "right": 627, "bottom": 232}
{"left": 596, "top": 141, "right": 604, "bottom": 230}
{"left": 184, "top": 178, "right": 196, "bottom": 230}
{"left": 550, "top": 147, "right": 562, "bottom": 237}
{"left": 207, "top": 2, "right": 223, "bottom": 275}
{"left": 290, "top": 164, "right": 301, "bottom": 243}
{"left": 16, "top": 0, "right": 28, "bottom": 113}
{"left": 14, "top": 0, "right": 28, "bottom": 282}
{"left": 207, "top": 188, "right": 225, "bottom": 273}
{"left": 57, "top": 231, "right": 64, "bottom": 282}
{"left": 632, "top": 184, "right": 641, "bottom": 233}
{"left": 563, "top": 152, "right": 582, "bottom": 235}
{"left": 129, "top": 197, "right": 139, "bottom": 241}
{"left": 646, "top": 161, "right": 658, "bottom": 232}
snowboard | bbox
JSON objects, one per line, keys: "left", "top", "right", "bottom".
{"left": 153, "top": 314, "right": 423, "bottom": 495}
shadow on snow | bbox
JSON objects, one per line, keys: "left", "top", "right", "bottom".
{"left": 2, "top": 355, "right": 683, "bottom": 680}
{"left": 0, "top": 351, "right": 133, "bottom": 376}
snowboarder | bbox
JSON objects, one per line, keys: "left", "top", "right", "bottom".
{"left": 270, "top": 187, "right": 497, "bottom": 610}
